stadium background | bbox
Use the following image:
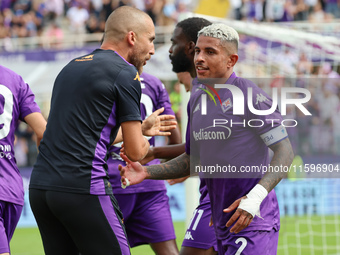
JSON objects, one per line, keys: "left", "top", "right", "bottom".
{"left": 1, "top": 0, "right": 340, "bottom": 254}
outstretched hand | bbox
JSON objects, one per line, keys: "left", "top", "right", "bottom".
{"left": 223, "top": 196, "right": 254, "bottom": 234}
{"left": 118, "top": 152, "right": 148, "bottom": 187}
{"left": 142, "top": 107, "right": 177, "bottom": 136}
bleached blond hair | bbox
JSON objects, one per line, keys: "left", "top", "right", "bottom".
{"left": 198, "top": 23, "right": 239, "bottom": 52}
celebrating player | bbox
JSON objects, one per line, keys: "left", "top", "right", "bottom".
{"left": 119, "top": 23, "right": 294, "bottom": 255}
{"left": 29, "top": 6, "right": 175, "bottom": 255}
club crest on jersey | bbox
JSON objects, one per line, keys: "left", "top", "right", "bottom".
{"left": 221, "top": 98, "right": 232, "bottom": 113}
{"left": 134, "top": 72, "right": 141, "bottom": 82}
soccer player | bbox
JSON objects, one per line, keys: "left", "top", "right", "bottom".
{"left": 0, "top": 65, "right": 46, "bottom": 255}
{"left": 119, "top": 23, "right": 294, "bottom": 255}
{"left": 145, "top": 18, "right": 218, "bottom": 255}
{"left": 107, "top": 72, "right": 181, "bottom": 255}
{"left": 29, "top": 6, "right": 174, "bottom": 255}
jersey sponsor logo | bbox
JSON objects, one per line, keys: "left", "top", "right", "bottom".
{"left": 255, "top": 93, "right": 269, "bottom": 104}
{"left": 75, "top": 54, "right": 94, "bottom": 62}
{"left": 184, "top": 231, "right": 194, "bottom": 240}
{"left": 134, "top": 72, "right": 141, "bottom": 82}
{"left": 192, "top": 125, "right": 231, "bottom": 141}
{"left": 222, "top": 98, "right": 232, "bottom": 113}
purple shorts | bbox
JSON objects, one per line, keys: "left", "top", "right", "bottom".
{"left": 217, "top": 228, "right": 279, "bottom": 255}
{"left": 182, "top": 201, "right": 218, "bottom": 251}
{"left": 114, "top": 190, "right": 176, "bottom": 247}
{"left": 0, "top": 200, "right": 23, "bottom": 253}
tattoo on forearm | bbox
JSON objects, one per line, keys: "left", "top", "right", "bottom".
{"left": 259, "top": 138, "right": 294, "bottom": 192}
{"left": 146, "top": 153, "right": 190, "bottom": 179}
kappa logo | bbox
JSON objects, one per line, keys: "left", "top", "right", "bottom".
{"left": 184, "top": 231, "right": 194, "bottom": 240}
{"left": 75, "top": 54, "right": 94, "bottom": 62}
{"left": 134, "top": 72, "right": 141, "bottom": 82}
{"left": 255, "top": 93, "right": 268, "bottom": 105}
{"left": 193, "top": 103, "right": 200, "bottom": 113}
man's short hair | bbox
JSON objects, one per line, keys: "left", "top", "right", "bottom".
{"left": 198, "top": 23, "right": 239, "bottom": 51}
{"left": 176, "top": 17, "right": 212, "bottom": 43}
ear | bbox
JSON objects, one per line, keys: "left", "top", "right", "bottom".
{"left": 126, "top": 31, "right": 136, "bottom": 46}
{"left": 228, "top": 54, "right": 239, "bottom": 67}
{"left": 186, "top": 41, "right": 196, "bottom": 55}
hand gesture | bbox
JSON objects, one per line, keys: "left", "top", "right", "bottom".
{"left": 223, "top": 196, "right": 254, "bottom": 234}
{"left": 142, "top": 107, "right": 177, "bottom": 136}
{"left": 118, "top": 153, "right": 148, "bottom": 187}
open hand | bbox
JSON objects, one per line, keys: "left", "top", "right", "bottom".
{"left": 118, "top": 153, "right": 148, "bottom": 187}
{"left": 142, "top": 107, "right": 177, "bottom": 136}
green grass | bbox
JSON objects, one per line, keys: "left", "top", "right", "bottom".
{"left": 10, "top": 216, "right": 340, "bottom": 255}
{"left": 10, "top": 222, "right": 186, "bottom": 255}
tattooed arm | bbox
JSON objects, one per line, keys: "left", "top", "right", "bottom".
{"left": 258, "top": 137, "right": 294, "bottom": 192}
{"left": 119, "top": 153, "right": 190, "bottom": 186}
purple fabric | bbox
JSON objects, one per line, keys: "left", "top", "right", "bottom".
{"left": 0, "top": 65, "right": 41, "bottom": 205}
{"left": 98, "top": 195, "right": 130, "bottom": 255}
{"left": 0, "top": 201, "right": 23, "bottom": 253}
{"left": 187, "top": 73, "right": 282, "bottom": 240}
{"left": 217, "top": 229, "right": 279, "bottom": 255}
{"left": 114, "top": 191, "right": 176, "bottom": 247}
{"left": 108, "top": 72, "right": 175, "bottom": 194}
{"left": 90, "top": 102, "right": 117, "bottom": 194}
{"left": 182, "top": 200, "right": 217, "bottom": 251}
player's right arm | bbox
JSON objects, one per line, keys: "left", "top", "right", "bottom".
{"left": 121, "top": 121, "right": 149, "bottom": 162}
{"left": 24, "top": 112, "right": 47, "bottom": 147}
{"left": 119, "top": 152, "right": 190, "bottom": 185}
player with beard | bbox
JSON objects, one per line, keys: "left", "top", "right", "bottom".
{"left": 107, "top": 71, "right": 181, "bottom": 255}
{"left": 119, "top": 23, "right": 294, "bottom": 255}
{"left": 143, "top": 17, "right": 218, "bottom": 255}
{"left": 29, "top": 6, "right": 176, "bottom": 255}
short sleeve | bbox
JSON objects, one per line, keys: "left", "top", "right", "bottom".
{"left": 115, "top": 68, "right": 142, "bottom": 124}
{"left": 18, "top": 79, "right": 41, "bottom": 121}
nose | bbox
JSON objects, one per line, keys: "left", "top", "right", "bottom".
{"left": 169, "top": 45, "right": 173, "bottom": 54}
{"left": 149, "top": 43, "right": 155, "bottom": 55}
{"left": 194, "top": 51, "right": 204, "bottom": 63}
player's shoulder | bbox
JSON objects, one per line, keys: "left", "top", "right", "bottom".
{"left": 140, "top": 72, "right": 163, "bottom": 86}
{"left": 0, "top": 65, "right": 26, "bottom": 92}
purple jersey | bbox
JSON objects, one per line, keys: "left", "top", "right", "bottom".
{"left": 186, "top": 73, "right": 286, "bottom": 240}
{"left": 0, "top": 65, "right": 41, "bottom": 205}
{"left": 108, "top": 72, "right": 175, "bottom": 194}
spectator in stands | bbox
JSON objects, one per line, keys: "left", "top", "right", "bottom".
{"left": 66, "top": 2, "right": 89, "bottom": 34}
{"left": 296, "top": 52, "right": 314, "bottom": 76}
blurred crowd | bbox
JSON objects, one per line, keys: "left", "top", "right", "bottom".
{"left": 0, "top": 0, "right": 339, "bottom": 42}
{"left": 230, "top": 0, "right": 340, "bottom": 22}
{"left": 0, "top": 0, "right": 192, "bottom": 43}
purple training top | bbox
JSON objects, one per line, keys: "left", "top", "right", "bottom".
{"left": 0, "top": 65, "right": 41, "bottom": 205}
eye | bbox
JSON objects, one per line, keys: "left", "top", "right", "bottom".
{"left": 207, "top": 50, "right": 214, "bottom": 55}
{"left": 194, "top": 49, "right": 200, "bottom": 53}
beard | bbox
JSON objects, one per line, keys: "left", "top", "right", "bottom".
{"left": 129, "top": 53, "right": 144, "bottom": 74}
{"left": 171, "top": 49, "right": 192, "bottom": 73}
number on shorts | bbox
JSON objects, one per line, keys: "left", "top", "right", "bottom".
{"left": 235, "top": 237, "right": 247, "bottom": 255}
{"left": 187, "top": 209, "right": 204, "bottom": 231}
{"left": 0, "top": 85, "right": 14, "bottom": 140}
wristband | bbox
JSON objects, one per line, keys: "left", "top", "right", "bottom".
{"left": 238, "top": 184, "right": 268, "bottom": 218}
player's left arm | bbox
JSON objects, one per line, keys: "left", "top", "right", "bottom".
{"left": 224, "top": 137, "right": 294, "bottom": 233}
